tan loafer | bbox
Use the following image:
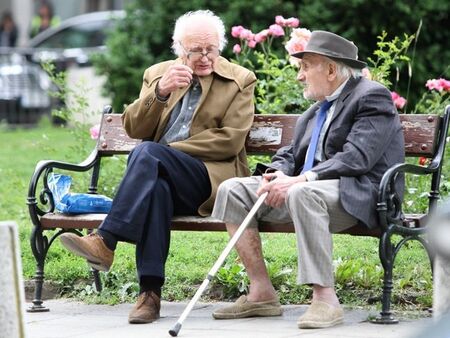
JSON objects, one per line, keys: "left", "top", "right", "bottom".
{"left": 128, "top": 291, "right": 161, "bottom": 324}
{"left": 297, "top": 301, "right": 344, "bottom": 329}
{"left": 59, "top": 232, "right": 114, "bottom": 271}
{"left": 212, "top": 295, "right": 282, "bottom": 319}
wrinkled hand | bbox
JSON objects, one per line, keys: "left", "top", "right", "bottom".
{"left": 157, "top": 64, "right": 193, "bottom": 97}
{"left": 257, "top": 171, "right": 307, "bottom": 208}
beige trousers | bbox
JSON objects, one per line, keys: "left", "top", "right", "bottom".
{"left": 212, "top": 177, "right": 358, "bottom": 287}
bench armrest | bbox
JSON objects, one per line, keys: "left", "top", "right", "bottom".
{"left": 27, "top": 149, "right": 100, "bottom": 220}
{"left": 377, "top": 161, "right": 439, "bottom": 232}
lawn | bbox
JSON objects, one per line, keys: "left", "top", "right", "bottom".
{"left": 0, "top": 118, "right": 437, "bottom": 315}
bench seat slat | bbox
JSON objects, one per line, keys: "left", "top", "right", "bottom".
{"left": 40, "top": 212, "right": 425, "bottom": 235}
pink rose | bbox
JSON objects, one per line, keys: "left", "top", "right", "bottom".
{"left": 285, "top": 17, "right": 300, "bottom": 28}
{"left": 232, "top": 43, "right": 241, "bottom": 54}
{"left": 89, "top": 124, "right": 100, "bottom": 140}
{"left": 426, "top": 78, "right": 450, "bottom": 92}
{"left": 440, "top": 78, "right": 450, "bottom": 91}
{"left": 231, "top": 25, "right": 244, "bottom": 38}
{"left": 239, "top": 28, "right": 253, "bottom": 40}
{"left": 275, "top": 15, "right": 300, "bottom": 27}
{"left": 246, "top": 32, "right": 255, "bottom": 42}
{"left": 285, "top": 38, "right": 307, "bottom": 55}
{"left": 254, "top": 29, "right": 269, "bottom": 43}
{"left": 268, "top": 24, "right": 284, "bottom": 37}
{"left": 247, "top": 39, "right": 257, "bottom": 49}
{"left": 284, "top": 28, "right": 311, "bottom": 55}
{"left": 391, "top": 91, "right": 406, "bottom": 110}
{"left": 275, "top": 15, "right": 286, "bottom": 26}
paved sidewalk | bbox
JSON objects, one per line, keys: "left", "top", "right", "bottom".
{"left": 25, "top": 299, "right": 432, "bottom": 338}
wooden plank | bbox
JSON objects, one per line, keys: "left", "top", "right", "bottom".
{"left": 96, "top": 113, "right": 441, "bottom": 157}
{"left": 97, "top": 114, "right": 140, "bottom": 154}
{"left": 40, "top": 212, "right": 425, "bottom": 233}
{"left": 41, "top": 213, "right": 106, "bottom": 229}
{"left": 245, "top": 115, "right": 297, "bottom": 154}
{"left": 400, "top": 114, "right": 440, "bottom": 157}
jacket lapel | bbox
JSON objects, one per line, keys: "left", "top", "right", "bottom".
{"left": 161, "top": 87, "right": 189, "bottom": 120}
{"left": 330, "top": 76, "right": 360, "bottom": 123}
{"left": 193, "top": 74, "right": 213, "bottom": 118}
{"left": 154, "top": 86, "right": 190, "bottom": 141}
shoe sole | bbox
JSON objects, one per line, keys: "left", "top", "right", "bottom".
{"left": 213, "top": 307, "right": 282, "bottom": 319}
{"left": 298, "top": 316, "right": 343, "bottom": 329}
{"left": 60, "top": 235, "right": 110, "bottom": 272}
{"left": 129, "top": 315, "right": 160, "bottom": 324}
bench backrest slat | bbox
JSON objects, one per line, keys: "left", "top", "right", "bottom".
{"left": 97, "top": 113, "right": 441, "bottom": 158}
{"left": 97, "top": 114, "right": 140, "bottom": 154}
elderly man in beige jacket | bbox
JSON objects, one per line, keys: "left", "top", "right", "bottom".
{"left": 59, "top": 9, "right": 256, "bottom": 324}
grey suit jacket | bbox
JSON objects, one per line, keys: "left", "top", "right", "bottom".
{"left": 265, "top": 76, "right": 405, "bottom": 229}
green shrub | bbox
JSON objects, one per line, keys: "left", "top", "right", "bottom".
{"left": 92, "top": 0, "right": 449, "bottom": 112}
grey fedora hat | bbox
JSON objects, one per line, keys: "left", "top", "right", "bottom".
{"left": 291, "top": 30, "right": 367, "bottom": 69}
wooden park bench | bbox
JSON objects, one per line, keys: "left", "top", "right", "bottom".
{"left": 27, "top": 105, "right": 450, "bottom": 323}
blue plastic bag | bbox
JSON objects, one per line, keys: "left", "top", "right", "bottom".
{"left": 48, "top": 173, "right": 112, "bottom": 214}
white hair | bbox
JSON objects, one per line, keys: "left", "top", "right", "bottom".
{"left": 171, "top": 10, "right": 227, "bottom": 57}
{"left": 334, "top": 59, "right": 362, "bottom": 79}
{"left": 318, "top": 55, "right": 362, "bottom": 80}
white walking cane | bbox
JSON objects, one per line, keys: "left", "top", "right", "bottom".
{"left": 169, "top": 191, "right": 269, "bottom": 337}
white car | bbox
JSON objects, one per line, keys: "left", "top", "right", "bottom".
{"left": 0, "top": 10, "right": 124, "bottom": 125}
{"left": 27, "top": 10, "right": 125, "bottom": 66}
{"left": 0, "top": 53, "right": 52, "bottom": 124}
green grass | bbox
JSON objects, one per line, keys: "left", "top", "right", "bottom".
{"left": 1, "top": 118, "right": 442, "bottom": 315}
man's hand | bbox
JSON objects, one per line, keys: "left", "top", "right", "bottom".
{"left": 257, "top": 171, "right": 307, "bottom": 208}
{"left": 157, "top": 65, "right": 193, "bottom": 98}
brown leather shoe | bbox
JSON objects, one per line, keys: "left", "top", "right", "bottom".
{"left": 128, "top": 291, "right": 161, "bottom": 324}
{"left": 59, "top": 232, "right": 114, "bottom": 271}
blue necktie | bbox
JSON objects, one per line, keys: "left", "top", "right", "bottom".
{"left": 301, "top": 100, "right": 334, "bottom": 173}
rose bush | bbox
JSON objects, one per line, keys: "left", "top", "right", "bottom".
{"left": 391, "top": 91, "right": 407, "bottom": 110}
{"left": 230, "top": 15, "right": 312, "bottom": 115}
{"left": 413, "top": 78, "right": 450, "bottom": 115}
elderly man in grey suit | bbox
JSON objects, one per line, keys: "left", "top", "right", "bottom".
{"left": 211, "top": 30, "right": 404, "bottom": 329}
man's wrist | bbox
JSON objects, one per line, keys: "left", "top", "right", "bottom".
{"left": 155, "top": 83, "right": 170, "bottom": 102}
{"left": 303, "top": 171, "right": 318, "bottom": 181}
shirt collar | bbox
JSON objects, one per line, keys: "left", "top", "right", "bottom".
{"left": 325, "top": 77, "right": 350, "bottom": 102}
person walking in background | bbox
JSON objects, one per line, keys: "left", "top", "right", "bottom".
{"left": 0, "top": 11, "right": 18, "bottom": 47}
{"left": 30, "top": 1, "right": 60, "bottom": 38}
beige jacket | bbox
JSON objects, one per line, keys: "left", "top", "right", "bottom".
{"left": 122, "top": 56, "right": 256, "bottom": 215}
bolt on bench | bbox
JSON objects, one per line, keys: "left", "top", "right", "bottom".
{"left": 27, "top": 105, "right": 450, "bottom": 323}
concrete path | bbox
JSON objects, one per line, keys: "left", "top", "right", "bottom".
{"left": 24, "top": 299, "right": 436, "bottom": 338}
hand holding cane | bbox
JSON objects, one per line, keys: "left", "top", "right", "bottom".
{"left": 169, "top": 191, "right": 269, "bottom": 337}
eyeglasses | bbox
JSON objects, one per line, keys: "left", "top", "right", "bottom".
{"left": 180, "top": 43, "right": 220, "bottom": 61}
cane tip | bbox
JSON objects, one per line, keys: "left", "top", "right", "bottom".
{"left": 169, "top": 322, "right": 182, "bottom": 336}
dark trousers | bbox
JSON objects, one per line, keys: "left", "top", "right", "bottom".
{"left": 100, "top": 141, "right": 211, "bottom": 280}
